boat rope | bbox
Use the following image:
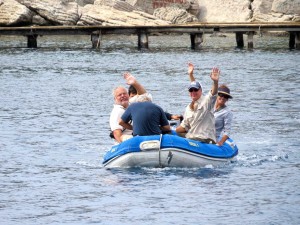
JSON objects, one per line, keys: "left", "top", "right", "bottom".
{"left": 158, "top": 134, "right": 163, "bottom": 168}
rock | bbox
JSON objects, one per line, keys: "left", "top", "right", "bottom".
{"left": 272, "top": 0, "right": 300, "bottom": 14}
{"left": 125, "top": 0, "right": 154, "bottom": 14}
{"left": 251, "top": 12, "right": 299, "bottom": 22}
{"left": 252, "top": 0, "right": 273, "bottom": 14}
{"left": 17, "top": 0, "right": 80, "bottom": 25}
{"left": 77, "top": 4, "right": 170, "bottom": 26}
{"left": 187, "top": 0, "right": 201, "bottom": 17}
{"left": 95, "top": 0, "right": 135, "bottom": 12}
{"left": 251, "top": 0, "right": 300, "bottom": 22}
{"left": 197, "top": 0, "right": 252, "bottom": 22}
{"left": 251, "top": 0, "right": 270, "bottom": 21}
{"left": 125, "top": 0, "right": 199, "bottom": 16}
{"left": 75, "top": 0, "right": 95, "bottom": 7}
{"left": 32, "top": 13, "right": 51, "bottom": 25}
{"left": 0, "top": 0, "right": 33, "bottom": 26}
{"left": 293, "top": 15, "right": 300, "bottom": 22}
{"left": 0, "top": 0, "right": 299, "bottom": 27}
{"left": 94, "top": 0, "right": 112, "bottom": 6}
{"left": 153, "top": 7, "right": 198, "bottom": 24}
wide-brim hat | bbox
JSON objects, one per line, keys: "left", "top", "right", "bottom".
{"left": 188, "top": 81, "right": 202, "bottom": 91}
{"left": 218, "top": 86, "right": 232, "bottom": 98}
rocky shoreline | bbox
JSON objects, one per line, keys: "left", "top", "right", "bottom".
{"left": 0, "top": 0, "right": 299, "bottom": 27}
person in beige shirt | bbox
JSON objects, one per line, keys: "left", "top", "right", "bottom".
{"left": 186, "top": 63, "right": 234, "bottom": 146}
{"left": 176, "top": 63, "right": 219, "bottom": 144}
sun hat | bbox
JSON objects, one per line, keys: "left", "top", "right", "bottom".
{"left": 188, "top": 81, "right": 202, "bottom": 91}
{"left": 218, "top": 86, "right": 232, "bottom": 98}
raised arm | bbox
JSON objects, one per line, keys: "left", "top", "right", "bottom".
{"left": 123, "top": 72, "right": 146, "bottom": 95}
{"left": 210, "top": 67, "right": 220, "bottom": 95}
{"left": 188, "top": 62, "right": 196, "bottom": 82}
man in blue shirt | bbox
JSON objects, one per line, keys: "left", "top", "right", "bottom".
{"left": 119, "top": 100, "right": 171, "bottom": 136}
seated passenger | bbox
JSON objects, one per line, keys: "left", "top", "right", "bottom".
{"left": 109, "top": 73, "right": 148, "bottom": 143}
{"left": 187, "top": 62, "right": 234, "bottom": 146}
{"left": 176, "top": 62, "right": 219, "bottom": 144}
{"left": 213, "top": 85, "right": 233, "bottom": 146}
{"left": 119, "top": 97, "right": 171, "bottom": 136}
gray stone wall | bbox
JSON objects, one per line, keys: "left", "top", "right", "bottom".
{"left": 0, "top": 0, "right": 299, "bottom": 26}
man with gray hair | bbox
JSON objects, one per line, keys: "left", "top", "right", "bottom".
{"left": 119, "top": 97, "right": 171, "bottom": 136}
{"left": 109, "top": 72, "right": 149, "bottom": 143}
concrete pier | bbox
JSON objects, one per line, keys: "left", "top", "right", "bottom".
{"left": 0, "top": 22, "right": 299, "bottom": 50}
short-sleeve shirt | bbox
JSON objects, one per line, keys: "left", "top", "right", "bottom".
{"left": 109, "top": 104, "right": 132, "bottom": 136}
{"left": 180, "top": 91, "right": 216, "bottom": 142}
{"left": 121, "top": 101, "right": 169, "bottom": 136}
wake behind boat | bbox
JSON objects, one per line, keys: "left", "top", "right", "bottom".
{"left": 103, "top": 134, "right": 238, "bottom": 168}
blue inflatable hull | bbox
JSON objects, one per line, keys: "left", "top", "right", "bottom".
{"left": 103, "top": 134, "right": 238, "bottom": 168}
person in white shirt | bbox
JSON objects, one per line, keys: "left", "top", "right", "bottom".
{"left": 110, "top": 72, "right": 183, "bottom": 143}
{"left": 109, "top": 72, "right": 148, "bottom": 143}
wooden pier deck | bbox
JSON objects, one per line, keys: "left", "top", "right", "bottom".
{"left": 0, "top": 22, "right": 299, "bottom": 49}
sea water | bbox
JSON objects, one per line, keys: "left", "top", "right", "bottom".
{"left": 0, "top": 34, "right": 299, "bottom": 225}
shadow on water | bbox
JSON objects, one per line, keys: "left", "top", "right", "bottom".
{"left": 103, "top": 163, "right": 235, "bottom": 180}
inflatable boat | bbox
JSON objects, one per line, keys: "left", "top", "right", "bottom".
{"left": 103, "top": 134, "right": 238, "bottom": 168}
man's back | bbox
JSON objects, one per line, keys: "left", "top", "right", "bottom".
{"left": 121, "top": 101, "right": 169, "bottom": 136}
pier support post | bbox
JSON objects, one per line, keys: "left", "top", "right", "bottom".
{"left": 91, "top": 32, "right": 101, "bottom": 49}
{"left": 190, "top": 33, "right": 203, "bottom": 50}
{"left": 295, "top": 32, "right": 300, "bottom": 50}
{"left": 247, "top": 32, "right": 254, "bottom": 49}
{"left": 27, "top": 34, "right": 38, "bottom": 48}
{"left": 236, "top": 32, "right": 244, "bottom": 48}
{"left": 289, "top": 32, "right": 295, "bottom": 49}
{"left": 138, "top": 31, "right": 149, "bottom": 49}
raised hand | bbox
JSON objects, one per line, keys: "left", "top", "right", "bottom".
{"left": 210, "top": 67, "right": 220, "bottom": 82}
{"left": 188, "top": 62, "right": 194, "bottom": 75}
{"left": 123, "top": 72, "right": 136, "bottom": 85}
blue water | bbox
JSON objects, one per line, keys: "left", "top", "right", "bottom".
{"left": 0, "top": 34, "right": 299, "bottom": 225}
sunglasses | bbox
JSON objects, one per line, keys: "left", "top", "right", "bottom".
{"left": 218, "top": 93, "right": 229, "bottom": 99}
{"left": 189, "top": 88, "right": 200, "bottom": 93}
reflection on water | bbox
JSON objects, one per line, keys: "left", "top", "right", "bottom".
{"left": 0, "top": 35, "right": 299, "bottom": 225}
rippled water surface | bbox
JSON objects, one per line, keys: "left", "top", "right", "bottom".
{"left": 0, "top": 35, "right": 300, "bottom": 225}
